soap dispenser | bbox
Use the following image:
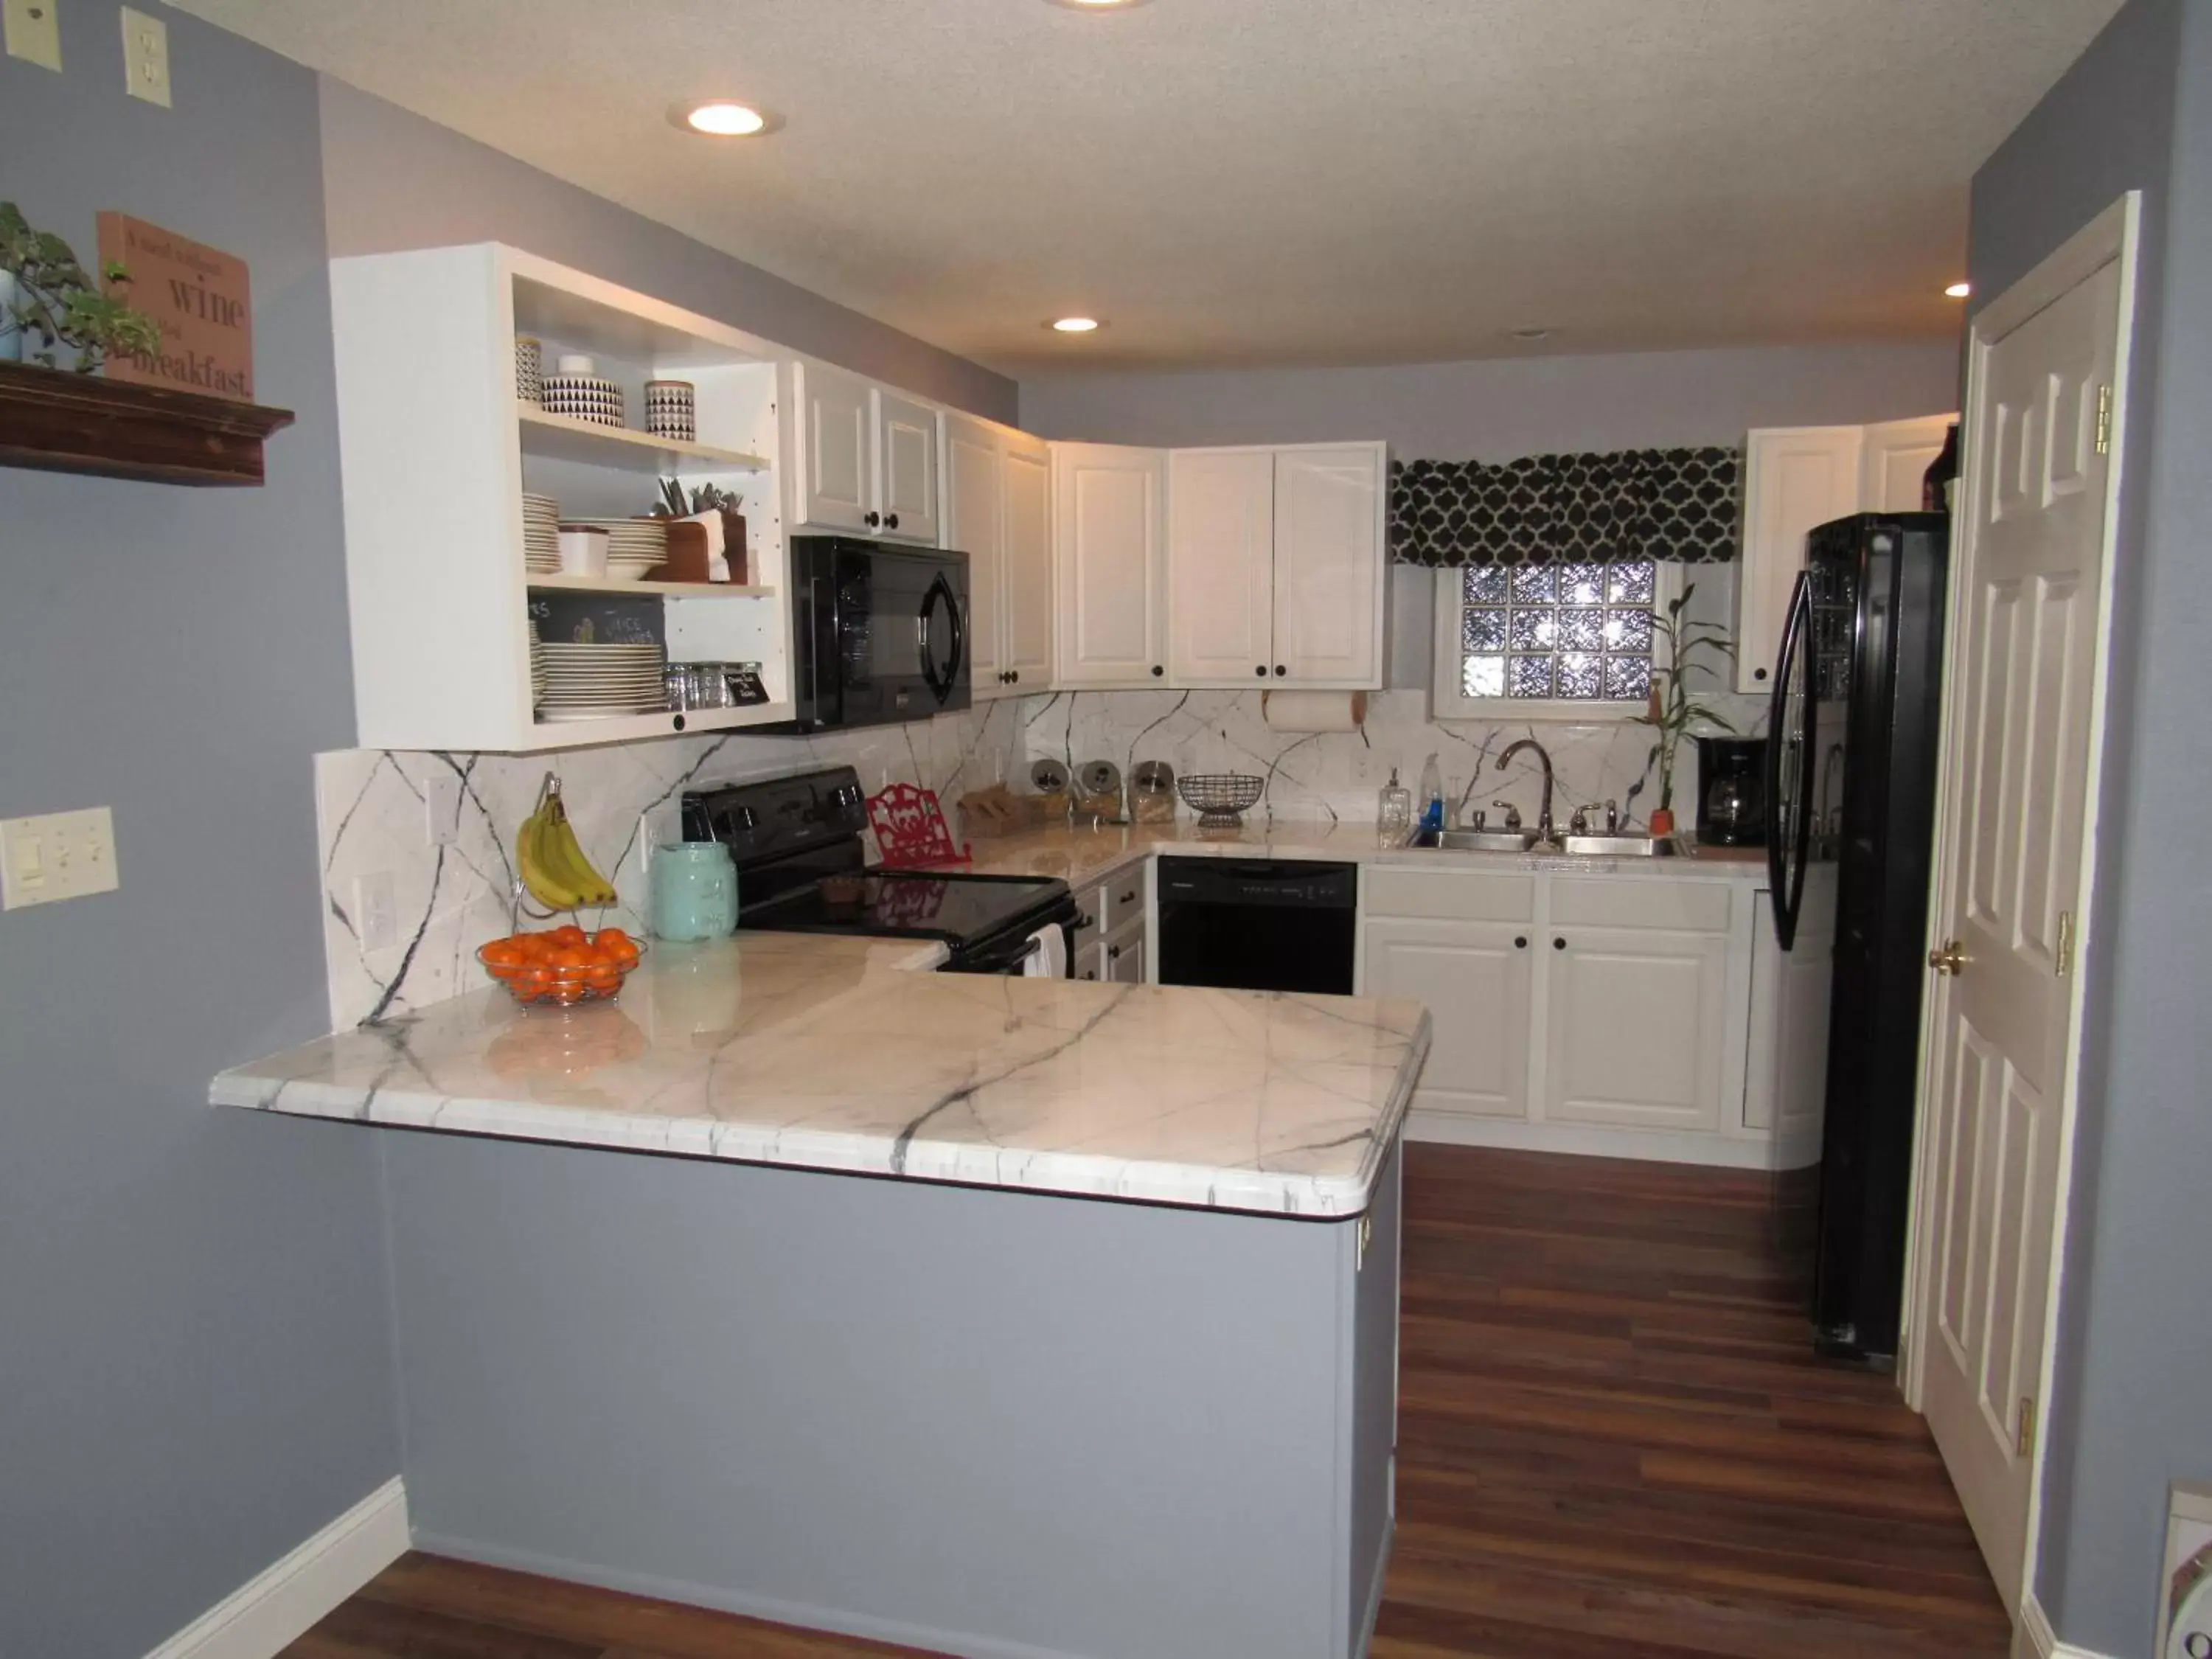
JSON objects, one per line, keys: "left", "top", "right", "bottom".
{"left": 1377, "top": 768, "right": 1413, "bottom": 848}
{"left": 1417, "top": 753, "right": 1446, "bottom": 838}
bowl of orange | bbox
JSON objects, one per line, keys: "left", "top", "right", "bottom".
{"left": 477, "top": 925, "right": 647, "bottom": 1008}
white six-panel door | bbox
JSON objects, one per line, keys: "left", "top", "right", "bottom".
{"left": 1169, "top": 448, "right": 1276, "bottom": 684}
{"left": 1916, "top": 235, "right": 2124, "bottom": 1610}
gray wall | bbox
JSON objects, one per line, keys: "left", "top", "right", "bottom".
{"left": 317, "top": 78, "right": 1018, "bottom": 424}
{"left": 1967, "top": 2, "right": 2211, "bottom": 1653}
{"left": 0, "top": 10, "right": 400, "bottom": 1656}
{"left": 1018, "top": 338, "right": 1961, "bottom": 457}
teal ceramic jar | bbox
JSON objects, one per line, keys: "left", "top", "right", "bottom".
{"left": 650, "top": 841, "right": 737, "bottom": 941}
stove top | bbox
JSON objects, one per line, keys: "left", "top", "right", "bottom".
{"left": 742, "top": 870, "right": 1070, "bottom": 947}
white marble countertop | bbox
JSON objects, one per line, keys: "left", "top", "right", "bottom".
{"left": 961, "top": 816, "right": 1773, "bottom": 891}
{"left": 212, "top": 931, "right": 1431, "bottom": 1219}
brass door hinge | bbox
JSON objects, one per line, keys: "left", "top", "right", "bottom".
{"left": 2017, "top": 1396, "right": 2037, "bottom": 1458}
{"left": 2095, "top": 385, "right": 2114, "bottom": 455}
{"left": 2056, "top": 910, "right": 2075, "bottom": 978}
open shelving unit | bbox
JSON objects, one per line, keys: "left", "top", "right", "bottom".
{"left": 329, "top": 244, "right": 797, "bottom": 751}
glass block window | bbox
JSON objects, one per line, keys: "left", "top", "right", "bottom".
{"left": 1456, "top": 559, "right": 1658, "bottom": 706}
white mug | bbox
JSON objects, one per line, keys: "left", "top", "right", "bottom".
{"left": 556, "top": 526, "right": 609, "bottom": 578}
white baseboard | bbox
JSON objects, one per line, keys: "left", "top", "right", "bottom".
{"left": 1403, "top": 1108, "right": 1812, "bottom": 1171}
{"left": 2014, "top": 1591, "right": 2120, "bottom": 1659}
{"left": 146, "top": 1478, "right": 409, "bottom": 1659}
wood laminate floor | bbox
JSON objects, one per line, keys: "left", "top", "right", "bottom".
{"left": 284, "top": 1145, "right": 2011, "bottom": 1659}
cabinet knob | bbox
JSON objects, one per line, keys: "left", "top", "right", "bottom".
{"left": 1082, "top": 970, "right": 1097, "bottom": 981}
{"left": 885, "top": 513, "right": 900, "bottom": 530}
{"left": 672, "top": 714, "right": 687, "bottom": 732}
{"left": 1254, "top": 665, "right": 1267, "bottom": 678}
{"left": 1754, "top": 667, "right": 1769, "bottom": 681}
{"left": 1009, "top": 669, "right": 1020, "bottom": 684}
{"left": 1273, "top": 664, "right": 1287, "bottom": 677}
{"left": 864, "top": 511, "right": 880, "bottom": 529}
{"left": 1553, "top": 936, "right": 1567, "bottom": 950}
{"left": 1151, "top": 665, "right": 1164, "bottom": 678}
{"left": 1514, "top": 936, "right": 1528, "bottom": 949}
{"left": 1109, "top": 945, "right": 1121, "bottom": 961}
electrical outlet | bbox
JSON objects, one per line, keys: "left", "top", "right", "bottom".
{"left": 1, "top": 807, "right": 120, "bottom": 910}
{"left": 119, "top": 6, "right": 168, "bottom": 105}
{"left": 355, "top": 870, "right": 398, "bottom": 952}
{"left": 4, "top": 0, "right": 63, "bottom": 72}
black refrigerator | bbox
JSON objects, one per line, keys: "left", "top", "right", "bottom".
{"left": 1765, "top": 512, "right": 1950, "bottom": 1364}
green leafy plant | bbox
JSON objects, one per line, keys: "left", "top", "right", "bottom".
{"left": 1634, "top": 582, "right": 1737, "bottom": 818}
{"left": 0, "top": 201, "right": 161, "bottom": 373}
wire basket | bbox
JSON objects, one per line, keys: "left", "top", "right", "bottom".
{"left": 1177, "top": 773, "right": 1265, "bottom": 828}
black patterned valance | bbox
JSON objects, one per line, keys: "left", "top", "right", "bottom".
{"left": 1389, "top": 446, "right": 1741, "bottom": 567}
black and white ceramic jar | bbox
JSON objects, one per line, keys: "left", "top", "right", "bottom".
{"left": 514, "top": 335, "right": 543, "bottom": 403}
{"left": 644, "top": 379, "right": 697, "bottom": 443}
{"left": 540, "top": 355, "right": 625, "bottom": 428}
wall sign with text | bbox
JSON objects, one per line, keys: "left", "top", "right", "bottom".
{"left": 97, "top": 212, "right": 253, "bottom": 401}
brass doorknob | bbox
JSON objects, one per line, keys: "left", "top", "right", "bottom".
{"left": 1928, "top": 940, "right": 1971, "bottom": 976}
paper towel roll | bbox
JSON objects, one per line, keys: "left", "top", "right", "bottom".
{"left": 1261, "top": 691, "right": 1368, "bottom": 734}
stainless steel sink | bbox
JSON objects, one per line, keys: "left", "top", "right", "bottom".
{"left": 1427, "top": 829, "right": 1542, "bottom": 853}
{"left": 1556, "top": 833, "right": 1680, "bottom": 858}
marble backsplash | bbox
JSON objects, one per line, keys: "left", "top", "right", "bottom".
{"left": 315, "top": 704, "right": 1023, "bottom": 1031}
{"left": 1012, "top": 687, "right": 1769, "bottom": 832}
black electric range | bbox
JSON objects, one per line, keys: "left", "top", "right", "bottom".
{"left": 681, "top": 767, "right": 1078, "bottom": 975}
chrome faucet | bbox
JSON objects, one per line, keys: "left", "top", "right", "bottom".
{"left": 1497, "top": 739, "right": 1557, "bottom": 846}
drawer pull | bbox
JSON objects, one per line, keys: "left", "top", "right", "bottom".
{"left": 1119, "top": 888, "right": 1138, "bottom": 905}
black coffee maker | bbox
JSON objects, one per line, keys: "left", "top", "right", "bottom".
{"left": 1697, "top": 737, "right": 1768, "bottom": 847}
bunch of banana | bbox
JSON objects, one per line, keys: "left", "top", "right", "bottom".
{"left": 517, "top": 781, "right": 617, "bottom": 911}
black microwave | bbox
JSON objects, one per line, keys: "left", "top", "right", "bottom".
{"left": 780, "top": 537, "right": 970, "bottom": 732}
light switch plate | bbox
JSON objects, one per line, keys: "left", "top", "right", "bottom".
{"left": 4, "top": 0, "right": 63, "bottom": 72}
{"left": 355, "top": 870, "right": 398, "bottom": 952}
{"left": 1, "top": 807, "right": 120, "bottom": 910}
{"left": 119, "top": 6, "right": 168, "bottom": 105}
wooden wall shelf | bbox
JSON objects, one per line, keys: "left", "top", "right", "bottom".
{"left": 0, "top": 360, "right": 295, "bottom": 486}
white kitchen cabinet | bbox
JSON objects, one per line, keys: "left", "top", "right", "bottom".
{"left": 1742, "top": 864, "right": 1837, "bottom": 1164}
{"left": 1001, "top": 432, "right": 1054, "bottom": 689}
{"left": 1165, "top": 442, "right": 1385, "bottom": 689}
{"left": 1543, "top": 923, "right": 1731, "bottom": 1133}
{"left": 1273, "top": 445, "right": 1385, "bottom": 686}
{"left": 1053, "top": 443, "right": 1168, "bottom": 688}
{"left": 876, "top": 389, "right": 942, "bottom": 544}
{"left": 793, "top": 361, "right": 872, "bottom": 535}
{"left": 1363, "top": 917, "right": 1533, "bottom": 1119}
{"left": 1169, "top": 448, "right": 1277, "bottom": 684}
{"left": 950, "top": 411, "right": 1055, "bottom": 698}
{"left": 1104, "top": 921, "right": 1147, "bottom": 984}
{"left": 327, "top": 243, "right": 795, "bottom": 753}
{"left": 790, "top": 362, "right": 941, "bottom": 545}
{"left": 1736, "top": 415, "right": 1957, "bottom": 692}
{"left": 1737, "top": 426, "right": 1864, "bottom": 694}
{"left": 1860, "top": 414, "right": 1955, "bottom": 512}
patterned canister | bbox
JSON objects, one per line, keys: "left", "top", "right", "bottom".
{"left": 514, "top": 335, "right": 543, "bottom": 402}
{"left": 645, "top": 379, "right": 697, "bottom": 443}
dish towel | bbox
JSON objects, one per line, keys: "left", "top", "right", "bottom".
{"left": 1022, "top": 925, "right": 1068, "bottom": 978}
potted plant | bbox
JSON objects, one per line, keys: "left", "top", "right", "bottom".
{"left": 0, "top": 201, "right": 161, "bottom": 373}
{"left": 1634, "top": 582, "right": 1736, "bottom": 837}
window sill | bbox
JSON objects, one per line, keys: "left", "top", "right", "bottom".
{"left": 1433, "top": 698, "right": 1651, "bottom": 725}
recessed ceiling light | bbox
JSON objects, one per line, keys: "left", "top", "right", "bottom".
{"left": 1049, "top": 316, "right": 1103, "bottom": 333}
{"left": 1944, "top": 281, "right": 1972, "bottom": 299}
{"left": 669, "top": 100, "right": 782, "bottom": 137}
{"left": 1509, "top": 327, "right": 1555, "bottom": 343}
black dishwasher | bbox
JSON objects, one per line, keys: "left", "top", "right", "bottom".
{"left": 1156, "top": 859, "right": 1358, "bottom": 994}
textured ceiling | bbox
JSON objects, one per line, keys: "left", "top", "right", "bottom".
{"left": 175, "top": 0, "right": 2121, "bottom": 377}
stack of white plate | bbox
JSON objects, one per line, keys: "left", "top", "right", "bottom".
{"left": 568, "top": 518, "right": 668, "bottom": 582}
{"left": 528, "top": 622, "right": 546, "bottom": 705}
{"left": 534, "top": 641, "right": 667, "bottom": 722}
{"left": 523, "top": 493, "right": 561, "bottom": 574}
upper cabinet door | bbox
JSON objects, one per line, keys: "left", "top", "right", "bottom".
{"left": 944, "top": 413, "right": 1004, "bottom": 692}
{"left": 1272, "top": 444, "right": 1385, "bottom": 687}
{"left": 874, "top": 390, "right": 941, "bottom": 543}
{"left": 1860, "top": 414, "right": 1957, "bottom": 512}
{"left": 1054, "top": 443, "right": 1167, "bottom": 688}
{"left": 1168, "top": 448, "right": 1276, "bottom": 685}
{"left": 1000, "top": 431, "right": 1054, "bottom": 691}
{"left": 797, "top": 363, "right": 871, "bottom": 534}
{"left": 1736, "top": 427, "right": 1863, "bottom": 693}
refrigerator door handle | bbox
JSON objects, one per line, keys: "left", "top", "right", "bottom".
{"left": 1768, "top": 570, "right": 1814, "bottom": 950}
